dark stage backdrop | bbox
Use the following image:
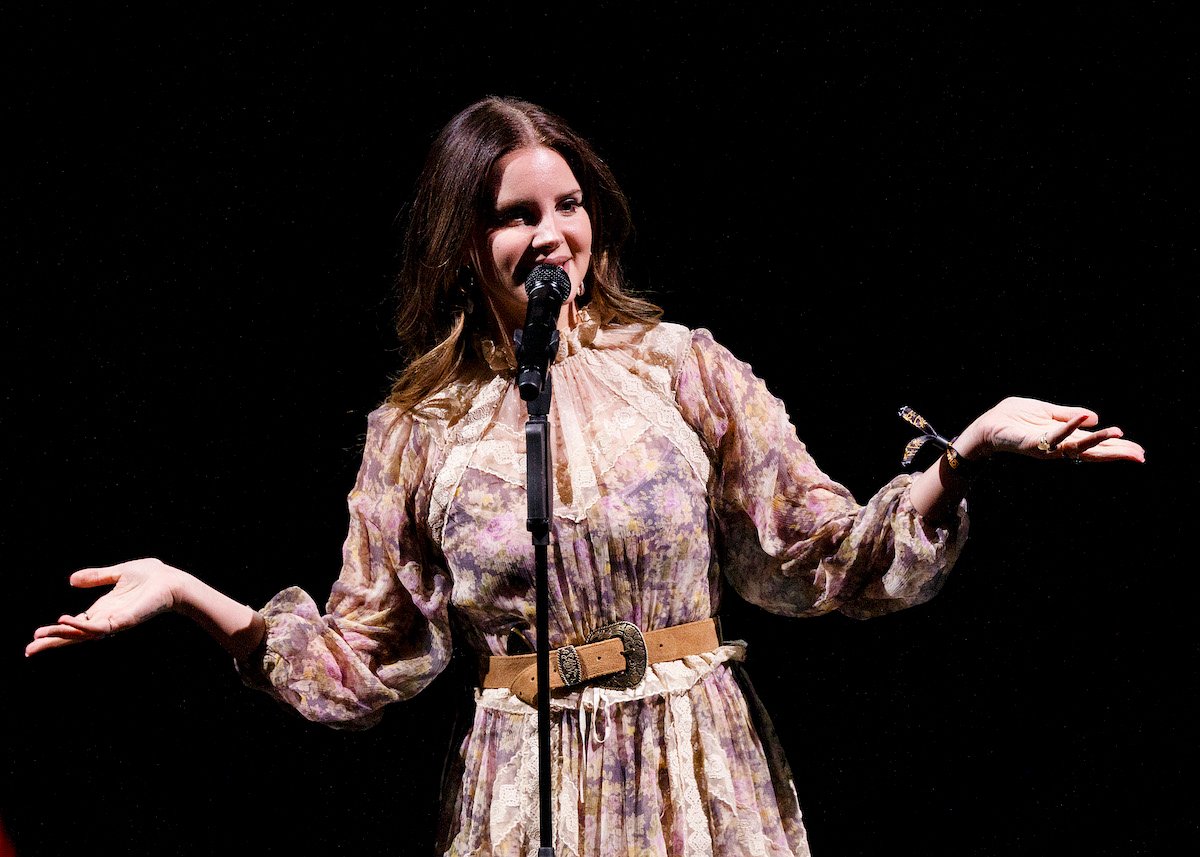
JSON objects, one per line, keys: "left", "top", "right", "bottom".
{"left": 4, "top": 6, "right": 1195, "bottom": 857}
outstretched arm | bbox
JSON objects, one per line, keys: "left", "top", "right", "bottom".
{"left": 909, "top": 396, "right": 1146, "bottom": 525}
{"left": 25, "top": 558, "right": 265, "bottom": 660}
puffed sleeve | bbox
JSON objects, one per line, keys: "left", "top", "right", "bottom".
{"left": 235, "top": 405, "right": 453, "bottom": 729}
{"left": 674, "top": 328, "right": 968, "bottom": 620}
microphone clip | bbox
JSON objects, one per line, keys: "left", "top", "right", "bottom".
{"left": 513, "top": 327, "right": 560, "bottom": 403}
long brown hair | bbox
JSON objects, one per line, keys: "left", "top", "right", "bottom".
{"left": 387, "top": 96, "right": 662, "bottom": 413}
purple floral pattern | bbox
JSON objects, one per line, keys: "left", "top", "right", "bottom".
{"left": 238, "top": 310, "right": 968, "bottom": 855}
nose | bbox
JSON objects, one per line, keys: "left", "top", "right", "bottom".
{"left": 531, "top": 211, "right": 564, "bottom": 253}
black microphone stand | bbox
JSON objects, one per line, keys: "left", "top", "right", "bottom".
{"left": 514, "top": 326, "right": 559, "bottom": 857}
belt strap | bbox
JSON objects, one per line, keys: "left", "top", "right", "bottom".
{"left": 481, "top": 617, "right": 720, "bottom": 707}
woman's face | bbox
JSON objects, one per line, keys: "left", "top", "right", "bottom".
{"left": 475, "top": 145, "right": 592, "bottom": 336}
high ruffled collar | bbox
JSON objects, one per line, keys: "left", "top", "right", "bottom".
{"left": 475, "top": 306, "right": 601, "bottom": 374}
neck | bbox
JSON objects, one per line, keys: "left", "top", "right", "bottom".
{"left": 486, "top": 299, "right": 580, "bottom": 355}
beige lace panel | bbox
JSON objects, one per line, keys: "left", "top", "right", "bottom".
{"left": 427, "top": 322, "right": 712, "bottom": 539}
{"left": 582, "top": 325, "right": 710, "bottom": 490}
{"left": 427, "top": 375, "right": 509, "bottom": 544}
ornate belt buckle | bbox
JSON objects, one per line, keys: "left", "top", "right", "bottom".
{"left": 556, "top": 645, "right": 582, "bottom": 687}
{"left": 585, "top": 621, "right": 647, "bottom": 689}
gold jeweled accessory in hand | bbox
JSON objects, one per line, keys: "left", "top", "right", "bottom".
{"left": 1036, "top": 430, "right": 1084, "bottom": 463}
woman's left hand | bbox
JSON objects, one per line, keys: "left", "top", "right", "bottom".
{"left": 956, "top": 396, "right": 1146, "bottom": 463}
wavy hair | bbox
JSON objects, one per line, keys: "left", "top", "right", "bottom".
{"left": 387, "top": 96, "right": 661, "bottom": 413}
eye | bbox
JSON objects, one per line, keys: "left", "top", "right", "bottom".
{"left": 495, "top": 206, "right": 533, "bottom": 227}
{"left": 559, "top": 197, "right": 583, "bottom": 214}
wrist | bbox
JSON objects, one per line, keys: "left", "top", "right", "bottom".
{"left": 952, "top": 420, "right": 992, "bottom": 461}
{"left": 169, "top": 571, "right": 266, "bottom": 658}
{"left": 171, "top": 570, "right": 204, "bottom": 615}
{"left": 898, "top": 405, "right": 993, "bottom": 480}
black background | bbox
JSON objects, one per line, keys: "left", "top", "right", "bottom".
{"left": 3, "top": 5, "right": 1196, "bottom": 856}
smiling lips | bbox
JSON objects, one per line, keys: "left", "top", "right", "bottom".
{"left": 536, "top": 257, "right": 570, "bottom": 272}
{"left": 518, "top": 258, "right": 570, "bottom": 285}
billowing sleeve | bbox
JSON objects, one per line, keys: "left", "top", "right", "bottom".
{"left": 674, "top": 328, "right": 968, "bottom": 620}
{"left": 235, "top": 405, "right": 453, "bottom": 728}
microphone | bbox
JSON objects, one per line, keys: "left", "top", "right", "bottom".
{"left": 514, "top": 263, "right": 572, "bottom": 400}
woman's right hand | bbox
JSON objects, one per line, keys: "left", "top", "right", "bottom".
{"left": 26, "top": 558, "right": 187, "bottom": 656}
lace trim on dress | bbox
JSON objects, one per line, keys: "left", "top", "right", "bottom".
{"left": 667, "top": 693, "right": 716, "bottom": 855}
{"left": 428, "top": 375, "right": 509, "bottom": 544}
{"left": 582, "top": 346, "right": 711, "bottom": 490}
{"left": 474, "top": 305, "right": 601, "bottom": 373}
{"left": 429, "top": 315, "right": 710, "bottom": 534}
{"left": 486, "top": 707, "right": 541, "bottom": 851}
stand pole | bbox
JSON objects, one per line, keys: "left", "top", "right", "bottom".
{"left": 521, "top": 341, "right": 557, "bottom": 857}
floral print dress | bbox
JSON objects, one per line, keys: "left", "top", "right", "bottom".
{"left": 237, "top": 309, "right": 968, "bottom": 856}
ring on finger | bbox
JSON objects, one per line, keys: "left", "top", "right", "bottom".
{"left": 1037, "top": 432, "right": 1054, "bottom": 453}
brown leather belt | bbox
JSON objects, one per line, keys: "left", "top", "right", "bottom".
{"left": 481, "top": 618, "right": 721, "bottom": 706}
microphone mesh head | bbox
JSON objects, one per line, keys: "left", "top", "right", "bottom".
{"left": 524, "top": 263, "right": 572, "bottom": 301}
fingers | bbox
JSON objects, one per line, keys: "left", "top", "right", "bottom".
{"left": 1029, "top": 414, "right": 1092, "bottom": 457}
{"left": 70, "top": 567, "right": 124, "bottom": 588}
{"left": 56, "top": 613, "right": 97, "bottom": 632}
{"left": 57, "top": 612, "right": 120, "bottom": 636}
{"left": 1049, "top": 405, "right": 1099, "bottom": 428}
{"left": 26, "top": 618, "right": 108, "bottom": 657}
{"left": 25, "top": 634, "right": 91, "bottom": 656}
{"left": 33, "top": 622, "right": 92, "bottom": 641}
{"left": 30, "top": 564, "right": 134, "bottom": 654}
{"left": 1056, "top": 425, "right": 1147, "bottom": 463}
{"left": 1078, "top": 438, "right": 1146, "bottom": 463}
{"left": 1070, "top": 426, "right": 1124, "bottom": 452}
{"left": 1048, "top": 414, "right": 1093, "bottom": 448}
